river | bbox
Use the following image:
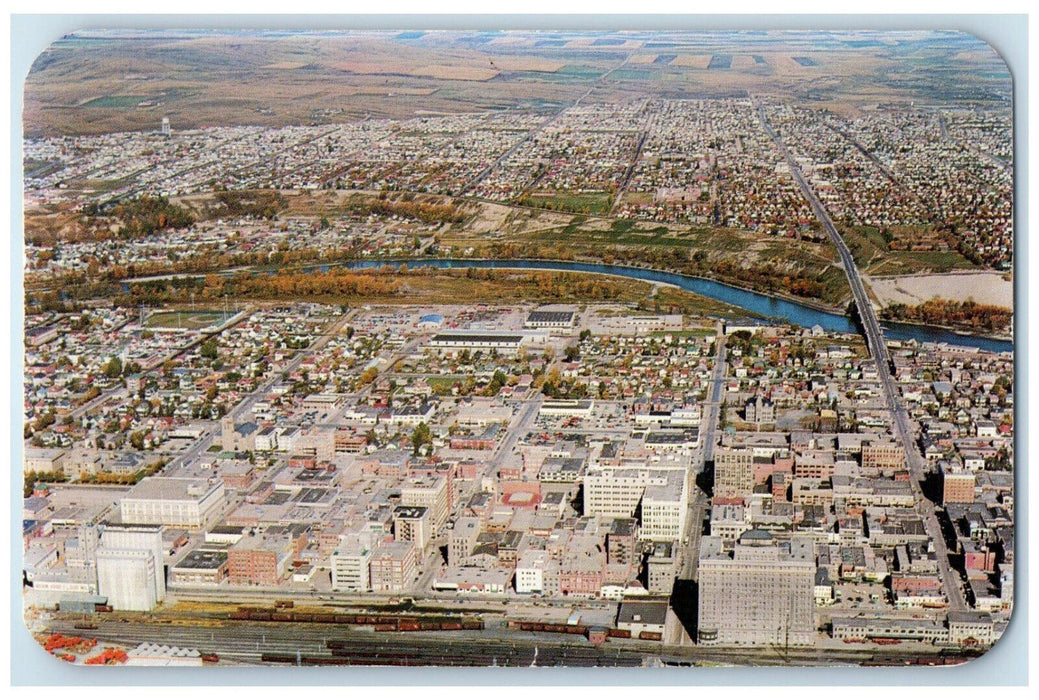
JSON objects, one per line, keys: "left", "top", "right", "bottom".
{"left": 333, "top": 258, "right": 1013, "bottom": 354}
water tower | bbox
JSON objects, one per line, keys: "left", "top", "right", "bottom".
{"left": 161, "top": 116, "right": 171, "bottom": 137}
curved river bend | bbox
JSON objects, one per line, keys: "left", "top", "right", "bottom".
{"left": 334, "top": 258, "right": 1012, "bottom": 354}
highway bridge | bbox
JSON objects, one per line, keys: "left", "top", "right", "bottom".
{"left": 757, "top": 104, "right": 966, "bottom": 613}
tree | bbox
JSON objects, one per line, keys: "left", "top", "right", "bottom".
{"left": 411, "top": 422, "right": 432, "bottom": 455}
{"left": 486, "top": 370, "right": 508, "bottom": 396}
{"left": 358, "top": 367, "right": 378, "bottom": 386}
{"left": 33, "top": 412, "right": 56, "bottom": 432}
{"left": 199, "top": 339, "right": 219, "bottom": 360}
{"left": 103, "top": 356, "right": 123, "bottom": 379}
{"left": 129, "top": 431, "right": 146, "bottom": 450}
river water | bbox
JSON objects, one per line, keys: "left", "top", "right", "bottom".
{"left": 335, "top": 258, "right": 1013, "bottom": 354}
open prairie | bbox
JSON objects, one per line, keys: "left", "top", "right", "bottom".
{"left": 24, "top": 29, "right": 1011, "bottom": 137}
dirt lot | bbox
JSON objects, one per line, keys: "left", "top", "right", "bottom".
{"left": 866, "top": 271, "right": 1014, "bottom": 309}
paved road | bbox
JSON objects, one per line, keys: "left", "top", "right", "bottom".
{"left": 69, "top": 312, "right": 248, "bottom": 422}
{"left": 231, "top": 309, "right": 358, "bottom": 424}
{"left": 461, "top": 53, "right": 632, "bottom": 196}
{"left": 487, "top": 396, "right": 542, "bottom": 479}
{"left": 609, "top": 104, "right": 654, "bottom": 216}
{"left": 699, "top": 321, "right": 728, "bottom": 466}
{"left": 679, "top": 496, "right": 709, "bottom": 582}
{"left": 823, "top": 122, "right": 906, "bottom": 190}
{"left": 758, "top": 104, "right": 966, "bottom": 613}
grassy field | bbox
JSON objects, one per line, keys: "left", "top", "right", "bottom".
{"left": 652, "top": 285, "right": 767, "bottom": 319}
{"left": 521, "top": 192, "right": 612, "bottom": 216}
{"left": 145, "top": 310, "right": 229, "bottom": 329}
{"left": 80, "top": 95, "right": 148, "bottom": 108}
{"left": 880, "top": 250, "right": 978, "bottom": 274}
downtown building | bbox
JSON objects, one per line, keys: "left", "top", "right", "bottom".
{"left": 95, "top": 523, "right": 166, "bottom": 611}
{"left": 120, "top": 477, "right": 226, "bottom": 529}
{"left": 697, "top": 529, "right": 815, "bottom": 647}
{"left": 712, "top": 447, "right": 755, "bottom": 500}
{"left": 582, "top": 457, "right": 690, "bottom": 538}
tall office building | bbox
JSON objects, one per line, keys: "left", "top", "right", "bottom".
{"left": 697, "top": 529, "right": 815, "bottom": 646}
{"left": 583, "top": 456, "right": 690, "bottom": 522}
{"left": 713, "top": 447, "right": 754, "bottom": 499}
{"left": 331, "top": 534, "right": 373, "bottom": 592}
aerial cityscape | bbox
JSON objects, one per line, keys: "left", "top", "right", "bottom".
{"left": 21, "top": 28, "right": 1014, "bottom": 669}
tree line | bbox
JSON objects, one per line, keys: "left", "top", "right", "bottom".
{"left": 880, "top": 299, "right": 1012, "bottom": 333}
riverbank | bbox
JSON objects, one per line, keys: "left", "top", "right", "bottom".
{"left": 878, "top": 314, "right": 1013, "bottom": 345}
{"left": 865, "top": 271, "right": 1013, "bottom": 309}
{"left": 334, "top": 257, "right": 1013, "bottom": 353}
{"left": 331, "top": 255, "right": 849, "bottom": 315}
{"left": 112, "top": 255, "right": 1012, "bottom": 353}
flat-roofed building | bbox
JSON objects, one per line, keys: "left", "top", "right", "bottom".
{"left": 401, "top": 474, "right": 450, "bottom": 536}
{"left": 616, "top": 597, "right": 669, "bottom": 638}
{"left": 697, "top": 530, "right": 815, "bottom": 647}
{"left": 205, "top": 525, "right": 245, "bottom": 546}
{"left": 120, "top": 477, "right": 225, "bottom": 529}
{"left": 947, "top": 612, "right": 996, "bottom": 646}
{"left": 436, "top": 565, "right": 513, "bottom": 595}
{"left": 714, "top": 447, "right": 754, "bottom": 500}
{"left": 583, "top": 458, "right": 689, "bottom": 521}
{"left": 709, "top": 503, "right": 750, "bottom": 542}
{"left": 456, "top": 399, "right": 513, "bottom": 428}
{"left": 942, "top": 462, "right": 976, "bottom": 505}
{"left": 331, "top": 535, "right": 373, "bottom": 592}
{"left": 227, "top": 526, "right": 307, "bottom": 586}
{"left": 861, "top": 441, "right": 907, "bottom": 471}
{"left": 170, "top": 549, "right": 229, "bottom": 585}
{"left": 301, "top": 393, "right": 343, "bottom": 413}
{"left": 559, "top": 537, "right": 607, "bottom": 597}
{"left": 369, "top": 541, "right": 417, "bottom": 593}
{"left": 607, "top": 518, "right": 639, "bottom": 565}
{"left": 646, "top": 540, "right": 679, "bottom": 594}
{"left": 641, "top": 471, "right": 689, "bottom": 542}
{"left": 539, "top": 399, "right": 594, "bottom": 418}
{"left": 254, "top": 427, "right": 278, "bottom": 452}
{"left": 430, "top": 332, "right": 526, "bottom": 356}
{"left": 448, "top": 516, "right": 482, "bottom": 566}
{"left": 538, "top": 456, "right": 586, "bottom": 483}
{"left": 831, "top": 616, "right": 948, "bottom": 644}
{"left": 359, "top": 449, "right": 411, "bottom": 478}
{"left": 516, "top": 549, "right": 549, "bottom": 594}
{"left": 97, "top": 523, "right": 166, "bottom": 606}
{"left": 96, "top": 549, "right": 161, "bottom": 611}
{"left": 24, "top": 447, "right": 66, "bottom": 474}
{"left": 393, "top": 505, "right": 432, "bottom": 553}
